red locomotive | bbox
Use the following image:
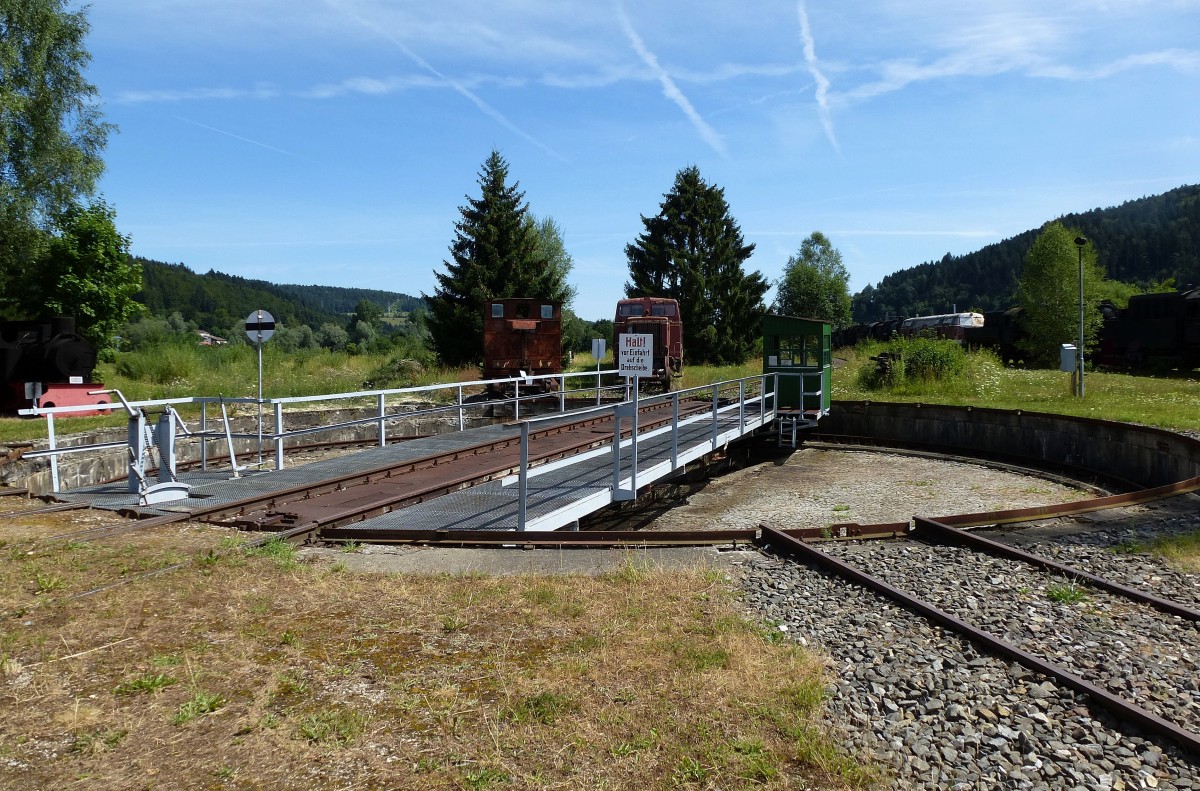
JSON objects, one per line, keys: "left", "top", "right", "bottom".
{"left": 613, "top": 296, "right": 683, "bottom": 391}
{"left": 482, "top": 298, "right": 562, "bottom": 391}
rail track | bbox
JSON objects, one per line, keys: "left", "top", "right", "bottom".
{"left": 759, "top": 518, "right": 1200, "bottom": 758}
{"left": 9, "top": 401, "right": 1198, "bottom": 787}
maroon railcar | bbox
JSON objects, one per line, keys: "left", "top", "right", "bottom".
{"left": 482, "top": 298, "right": 562, "bottom": 390}
{"left": 613, "top": 296, "right": 683, "bottom": 391}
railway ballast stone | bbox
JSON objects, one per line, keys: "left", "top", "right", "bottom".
{"left": 734, "top": 512, "right": 1200, "bottom": 789}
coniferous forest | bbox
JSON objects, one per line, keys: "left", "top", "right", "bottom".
{"left": 134, "top": 258, "right": 423, "bottom": 334}
{"left": 852, "top": 184, "right": 1200, "bottom": 322}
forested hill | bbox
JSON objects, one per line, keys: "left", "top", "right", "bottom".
{"left": 135, "top": 258, "right": 423, "bottom": 332}
{"left": 852, "top": 184, "right": 1200, "bottom": 323}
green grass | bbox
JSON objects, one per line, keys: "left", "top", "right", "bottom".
{"left": 834, "top": 343, "right": 1200, "bottom": 432}
{"left": 1112, "top": 531, "right": 1200, "bottom": 572}
{"left": 296, "top": 708, "right": 368, "bottom": 745}
{"left": 114, "top": 673, "right": 178, "bottom": 696}
{"left": 244, "top": 537, "right": 299, "bottom": 570}
{"left": 172, "top": 691, "right": 227, "bottom": 725}
{"left": 502, "top": 691, "right": 578, "bottom": 725}
{"left": 1045, "top": 581, "right": 1089, "bottom": 604}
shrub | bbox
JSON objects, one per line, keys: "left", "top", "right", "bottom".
{"left": 855, "top": 336, "right": 968, "bottom": 390}
{"left": 114, "top": 344, "right": 201, "bottom": 385}
{"left": 364, "top": 357, "right": 426, "bottom": 389}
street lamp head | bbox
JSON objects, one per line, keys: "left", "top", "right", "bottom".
{"left": 1074, "top": 237, "right": 1087, "bottom": 247}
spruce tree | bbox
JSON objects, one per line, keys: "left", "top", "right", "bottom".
{"left": 425, "top": 150, "right": 570, "bottom": 366}
{"left": 624, "top": 166, "right": 767, "bottom": 364}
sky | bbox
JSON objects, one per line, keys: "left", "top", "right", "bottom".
{"left": 84, "top": 0, "right": 1200, "bottom": 322}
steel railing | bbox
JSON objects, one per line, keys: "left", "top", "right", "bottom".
{"left": 17, "top": 369, "right": 629, "bottom": 494}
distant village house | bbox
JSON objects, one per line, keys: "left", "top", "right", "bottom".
{"left": 197, "top": 330, "right": 227, "bottom": 346}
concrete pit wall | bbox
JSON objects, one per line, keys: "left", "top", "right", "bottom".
{"left": 824, "top": 401, "right": 1200, "bottom": 490}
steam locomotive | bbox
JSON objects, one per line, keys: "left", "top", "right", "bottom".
{"left": 0, "top": 317, "right": 107, "bottom": 414}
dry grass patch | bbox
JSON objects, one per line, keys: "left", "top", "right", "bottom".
{"left": 1113, "top": 530, "right": 1200, "bottom": 573}
{"left": 0, "top": 529, "right": 877, "bottom": 790}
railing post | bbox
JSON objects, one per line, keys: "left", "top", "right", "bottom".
{"left": 612, "top": 402, "right": 622, "bottom": 496}
{"left": 48, "top": 413, "right": 60, "bottom": 493}
{"left": 671, "top": 391, "right": 679, "bottom": 470}
{"left": 595, "top": 370, "right": 601, "bottom": 406}
{"left": 457, "top": 385, "right": 464, "bottom": 432}
{"left": 559, "top": 375, "right": 565, "bottom": 413}
{"left": 514, "top": 381, "right": 520, "bottom": 422}
{"left": 200, "top": 400, "right": 208, "bottom": 471}
{"left": 377, "top": 393, "right": 386, "bottom": 448}
{"left": 738, "top": 380, "right": 745, "bottom": 435}
{"left": 629, "top": 377, "right": 639, "bottom": 494}
{"left": 518, "top": 421, "right": 529, "bottom": 531}
{"left": 711, "top": 385, "right": 720, "bottom": 448}
{"left": 274, "top": 402, "right": 285, "bottom": 470}
{"left": 760, "top": 374, "right": 766, "bottom": 425}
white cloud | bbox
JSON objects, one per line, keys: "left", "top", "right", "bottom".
{"left": 615, "top": 4, "right": 728, "bottom": 158}
{"left": 796, "top": 0, "right": 838, "bottom": 153}
{"left": 321, "top": 0, "right": 566, "bottom": 161}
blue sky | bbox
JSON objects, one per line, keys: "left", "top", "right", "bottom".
{"left": 86, "top": 1, "right": 1199, "bottom": 321}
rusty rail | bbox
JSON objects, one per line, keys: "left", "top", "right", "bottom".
{"left": 757, "top": 524, "right": 1200, "bottom": 757}
{"left": 912, "top": 516, "right": 1200, "bottom": 622}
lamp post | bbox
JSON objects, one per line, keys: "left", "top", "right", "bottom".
{"left": 1074, "top": 236, "right": 1087, "bottom": 398}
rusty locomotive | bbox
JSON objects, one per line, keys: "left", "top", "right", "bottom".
{"left": 0, "top": 317, "right": 108, "bottom": 414}
{"left": 482, "top": 298, "right": 562, "bottom": 392}
{"left": 613, "top": 296, "right": 683, "bottom": 391}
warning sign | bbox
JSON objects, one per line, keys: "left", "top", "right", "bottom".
{"left": 618, "top": 333, "right": 654, "bottom": 377}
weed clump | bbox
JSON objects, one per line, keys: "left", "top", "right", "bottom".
{"left": 849, "top": 336, "right": 1002, "bottom": 399}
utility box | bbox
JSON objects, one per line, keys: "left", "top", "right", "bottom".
{"left": 1060, "top": 343, "right": 1077, "bottom": 373}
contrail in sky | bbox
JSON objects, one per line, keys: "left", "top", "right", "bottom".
{"left": 323, "top": 0, "right": 566, "bottom": 162}
{"left": 172, "top": 115, "right": 316, "bottom": 162}
{"left": 616, "top": 3, "right": 728, "bottom": 158}
{"left": 797, "top": 0, "right": 839, "bottom": 153}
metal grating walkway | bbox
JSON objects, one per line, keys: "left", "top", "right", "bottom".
{"left": 57, "top": 399, "right": 774, "bottom": 533}
{"left": 55, "top": 418, "right": 534, "bottom": 516}
{"left": 339, "top": 403, "right": 770, "bottom": 533}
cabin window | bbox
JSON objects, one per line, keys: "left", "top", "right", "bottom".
{"left": 651, "top": 303, "right": 676, "bottom": 317}
{"left": 491, "top": 303, "right": 504, "bottom": 318}
{"left": 804, "top": 335, "right": 820, "bottom": 366}
{"left": 541, "top": 304, "right": 554, "bottom": 319}
{"left": 515, "top": 303, "right": 530, "bottom": 319}
{"left": 618, "top": 304, "right": 645, "bottom": 317}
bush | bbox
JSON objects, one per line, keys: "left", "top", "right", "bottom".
{"left": 855, "top": 336, "right": 968, "bottom": 391}
{"left": 114, "top": 344, "right": 201, "bottom": 385}
{"left": 364, "top": 357, "right": 426, "bottom": 389}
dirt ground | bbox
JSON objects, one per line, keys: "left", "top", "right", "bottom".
{"left": 645, "top": 447, "right": 1092, "bottom": 531}
{"left": 301, "top": 448, "right": 1099, "bottom": 574}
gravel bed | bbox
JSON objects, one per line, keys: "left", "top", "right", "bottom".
{"left": 735, "top": 515, "right": 1200, "bottom": 789}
